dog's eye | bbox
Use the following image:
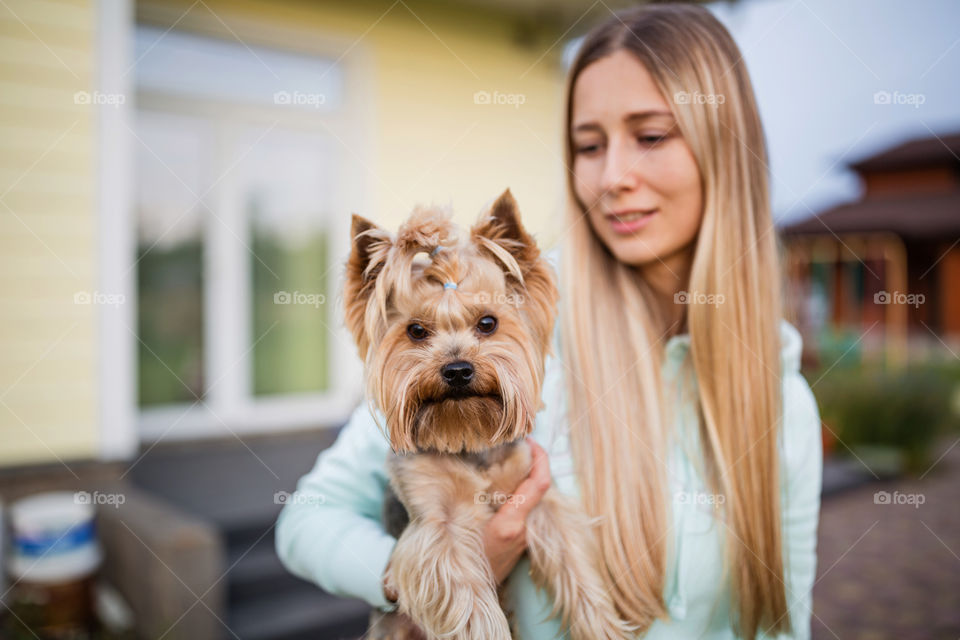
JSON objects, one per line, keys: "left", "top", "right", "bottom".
{"left": 406, "top": 323, "right": 429, "bottom": 341}
{"left": 476, "top": 315, "right": 498, "bottom": 335}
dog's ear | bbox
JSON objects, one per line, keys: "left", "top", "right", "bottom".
{"left": 470, "top": 189, "right": 541, "bottom": 278}
{"left": 344, "top": 214, "right": 391, "bottom": 357}
{"left": 471, "top": 189, "right": 558, "bottom": 353}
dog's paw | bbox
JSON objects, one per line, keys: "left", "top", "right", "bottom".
{"left": 367, "top": 610, "right": 429, "bottom": 640}
{"left": 399, "top": 578, "right": 510, "bottom": 640}
{"left": 382, "top": 564, "right": 399, "bottom": 604}
{"left": 458, "top": 590, "right": 513, "bottom": 640}
{"left": 390, "top": 530, "right": 511, "bottom": 639}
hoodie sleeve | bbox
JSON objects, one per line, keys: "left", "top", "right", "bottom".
{"left": 769, "top": 322, "right": 823, "bottom": 639}
{"left": 274, "top": 402, "right": 398, "bottom": 610}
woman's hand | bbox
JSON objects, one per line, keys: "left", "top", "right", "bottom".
{"left": 381, "top": 438, "right": 552, "bottom": 602}
{"left": 482, "top": 437, "right": 553, "bottom": 584}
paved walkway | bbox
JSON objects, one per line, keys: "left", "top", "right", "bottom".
{"left": 812, "top": 439, "right": 960, "bottom": 639}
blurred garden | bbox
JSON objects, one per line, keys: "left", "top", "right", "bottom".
{"left": 809, "top": 333, "right": 960, "bottom": 477}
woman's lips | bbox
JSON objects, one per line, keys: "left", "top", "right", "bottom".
{"left": 607, "top": 209, "right": 658, "bottom": 234}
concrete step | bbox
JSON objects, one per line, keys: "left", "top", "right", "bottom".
{"left": 226, "top": 532, "right": 310, "bottom": 601}
{"left": 223, "top": 518, "right": 373, "bottom": 639}
{"left": 128, "top": 426, "right": 376, "bottom": 639}
{"left": 228, "top": 586, "right": 370, "bottom": 640}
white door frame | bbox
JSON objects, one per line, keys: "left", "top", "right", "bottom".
{"left": 97, "top": 0, "right": 137, "bottom": 461}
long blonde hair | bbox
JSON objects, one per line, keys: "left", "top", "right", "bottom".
{"left": 561, "top": 4, "right": 788, "bottom": 638}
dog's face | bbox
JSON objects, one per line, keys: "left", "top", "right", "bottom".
{"left": 343, "top": 190, "right": 558, "bottom": 454}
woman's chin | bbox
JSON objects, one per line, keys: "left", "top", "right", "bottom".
{"left": 607, "top": 239, "right": 663, "bottom": 268}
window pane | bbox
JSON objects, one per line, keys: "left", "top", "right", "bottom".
{"left": 135, "top": 111, "right": 211, "bottom": 406}
{"left": 237, "top": 129, "right": 338, "bottom": 396}
{"left": 135, "top": 25, "right": 342, "bottom": 109}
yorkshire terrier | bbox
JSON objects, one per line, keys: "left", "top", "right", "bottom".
{"left": 343, "top": 190, "right": 634, "bottom": 640}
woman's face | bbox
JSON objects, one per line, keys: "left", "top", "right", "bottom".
{"left": 571, "top": 50, "right": 703, "bottom": 270}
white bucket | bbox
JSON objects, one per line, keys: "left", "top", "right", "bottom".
{"left": 8, "top": 491, "right": 102, "bottom": 584}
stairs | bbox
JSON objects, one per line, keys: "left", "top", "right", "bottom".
{"left": 129, "top": 427, "right": 372, "bottom": 639}
{"left": 225, "top": 521, "right": 371, "bottom": 640}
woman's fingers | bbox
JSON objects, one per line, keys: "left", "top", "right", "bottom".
{"left": 491, "top": 437, "right": 552, "bottom": 528}
{"left": 508, "top": 438, "right": 553, "bottom": 517}
{"left": 482, "top": 439, "right": 553, "bottom": 583}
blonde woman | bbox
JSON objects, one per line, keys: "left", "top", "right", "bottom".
{"left": 276, "top": 3, "right": 821, "bottom": 639}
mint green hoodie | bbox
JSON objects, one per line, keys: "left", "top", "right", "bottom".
{"left": 275, "top": 319, "right": 821, "bottom": 639}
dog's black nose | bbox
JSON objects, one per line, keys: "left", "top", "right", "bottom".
{"left": 441, "top": 361, "right": 474, "bottom": 387}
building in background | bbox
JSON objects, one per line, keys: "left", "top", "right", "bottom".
{"left": 782, "top": 131, "right": 960, "bottom": 365}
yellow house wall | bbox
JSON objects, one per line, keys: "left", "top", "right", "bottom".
{"left": 0, "top": 0, "right": 569, "bottom": 467}
{"left": 0, "top": 0, "right": 99, "bottom": 467}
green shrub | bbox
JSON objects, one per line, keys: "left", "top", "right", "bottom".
{"left": 811, "top": 360, "right": 960, "bottom": 473}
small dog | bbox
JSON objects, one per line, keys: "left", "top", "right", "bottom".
{"left": 343, "top": 190, "right": 634, "bottom": 640}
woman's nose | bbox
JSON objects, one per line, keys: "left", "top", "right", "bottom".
{"left": 600, "top": 137, "right": 640, "bottom": 195}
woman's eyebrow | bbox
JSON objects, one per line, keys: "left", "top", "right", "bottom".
{"left": 625, "top": 110, "right": 674, "bottom": 123}
{"left": 573, "top": 110, "right": 674, "bottom": 132}
{"left": 572, "top": 122, "right": 603, "bottom": 133}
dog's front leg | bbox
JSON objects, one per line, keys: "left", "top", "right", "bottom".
{"left": 525, "top": 489, "right": 637, "bottom": 640}
{"left": 386, "top": 455, "right": 511, "bottom": 640}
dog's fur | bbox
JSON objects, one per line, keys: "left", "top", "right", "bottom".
{"left": 344, "top": 190, "right": 634, "bottom": 640}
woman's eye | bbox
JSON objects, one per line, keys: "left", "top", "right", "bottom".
{"left": 574, "top": 142, "right": 602, "bottom": 155}
{"left": 637, "top": 134, "right": 666, "bottom": 145}
{"left": 476, "top": 315, "right": 498, "bottom": 335}
{"left": 407, "top": 323, "right": 429, "bottom": 341}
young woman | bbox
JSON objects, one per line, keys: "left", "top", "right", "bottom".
{"left": 276, "top": 4, "right": 822, "bottom": 639}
